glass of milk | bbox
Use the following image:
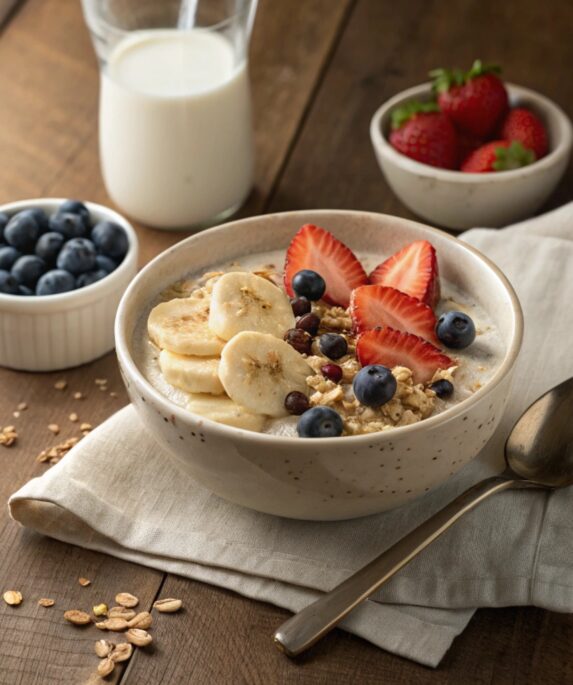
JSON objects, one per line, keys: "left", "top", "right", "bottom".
{"left": 81, "top": 0, "right": 257, "bottom": 230}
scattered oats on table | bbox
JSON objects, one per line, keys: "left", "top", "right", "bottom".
{"left": 17, "top": 402, "right": 27, "bottom": 411}
{"left": 38, "top": 598, "right": 55, "bottom": 607}
{"left": 69, "top": 412, "right": 79, "bottom": 422}
{"left": 79, "top": 577, "right": 91, "bottom": 587}
{"left": 54, "top": 380, "right": 67, "bottom": 391}
{"left": 48, "top": 423, "right": 60, "bottom": 435}
{"left": 0, "top": 426, "right": 18, "bottom": 447}
{"left": 36, "top": 436, "right": 80, "bottom": 465}
{"left": 73, "top": 391, "right": 85, "bottom": 400}
{"left": 3, "top": 590, "right": 23, "bottom": 606}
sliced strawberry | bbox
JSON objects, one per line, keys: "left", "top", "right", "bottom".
{"left": 356, "top": 327, "right": 453, "bottom": 384}
{"left": 350, "top": 285, "right": 438, "bottom": 344}
{"left": 284, "top": 224, "right": 368, "bottom": 308}
{"left": 369, "top": 240, "right": 440, "bottom": 308}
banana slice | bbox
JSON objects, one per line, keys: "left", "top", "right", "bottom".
{"left": 219, "top": 331, "right": 311, "bottom": 417}
{"left": 148, "top": 295, "right": 225, "bottom": 356}
{"left": 186, "top": 393, "right": 266, "bottom": 432}
{"left": 208, "top": 272, "right": 295, "bottom": 341}
{"left": 159, "top": 349, "right": 224, "bottom": 395}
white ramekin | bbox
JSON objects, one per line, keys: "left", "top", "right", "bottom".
{"left": 370, "top": 83, "right": 573, "bottom": 230}
{"left": 0, "top": 198, "right": 138, "bottom": 371}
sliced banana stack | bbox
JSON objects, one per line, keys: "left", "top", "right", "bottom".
{"left": 159, "top": 350, "right": 224, "bottom": 395}
{"left": 219, "top": 331, "right": 311, "bottom": 417}
{"left": 148, "top": 293, "right": 225, "bottom": 356}
{"left": 209, "top": 272, "right": 295, "bottom": 341}
{"left": 186, "top": 394, "right": 266, "bottom": 432}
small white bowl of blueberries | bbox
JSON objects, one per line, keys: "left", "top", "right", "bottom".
{"left": 0, "top": 198, "right": 138, "bottom": 371}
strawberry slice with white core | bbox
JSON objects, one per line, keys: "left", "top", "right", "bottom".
{"left": 350, "top": 285, "right": 438, "bottom": 344}
{"left": 356, "top": 327, "right": 453, "bottom": 384}
{"left": 284, "top": 224, "right": 368, "bottom": 308}
{"left": 369, "top": 240, "right": 440, "bottom": 308}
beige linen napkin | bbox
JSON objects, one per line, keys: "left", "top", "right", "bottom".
{"left": 9, "top": 202, "right": 573, "bottom": 667}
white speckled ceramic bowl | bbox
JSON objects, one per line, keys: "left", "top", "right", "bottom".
{"left": 115, "top": 210, "right": 523, "bottom": 520}
{"left": 0, "top": 198, "right": 138, "bottom": 371}
{"left": 370, "top": 83, "right": 573, "bottom": 230}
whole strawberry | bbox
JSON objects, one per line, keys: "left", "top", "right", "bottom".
{"left": 389, "top": 101, "right": 459, "bottom": 169}
{"left": 430, "top": 60, "right": 509, "bottom": 139}
{"left": 461, "top": 140, "right": 535, "bottom": 173}
{"left": 501, "top": 107, "right": 548, "bottom": 159}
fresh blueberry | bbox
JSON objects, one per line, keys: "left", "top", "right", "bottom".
{"left": 18, "top": 285, "right": 34, "bottom": 296}
{"left": 0, "top": 212, "right": 9, "bottom": 242}
{"left": 284, "top": 391, "right": 310, "bottom": 416}
{"left": 91, "top": 221, "right": 129, "bottom": 260}
{"left": 4, "top": 212, "right": 41, "bottom": 252}
{"left": 353, "top": 365, "right": 397, "bottom": 407}
{"left": 95, "top": 255, "right": 117, "bottom": 273}
{"left": 292, "top": 269, "right": 326, "bottom": 301}
{"left": 0, "top": 246, "right": 22, "bottom": 271}
{"left": 296, "top": 312, "right": 320, "bottom": 336}
{"left": 76, "top": 269, "right": 108, "bottom": 288}
{"left": 430, "top": 379, "right": 454, "bottom": 399}
{"left": 25, "top": 208, "right": 49, "bottom": 234}
{"left": 436, "top": 311, "right": 476, "bottom": 349}
{"left": 35, "top": 232, "right": 65, "bottom": 264}
{"left": 297, "top": 406, "right": 344, "bottom": 438}
{"left": 57, "top": 200, "right": 90, "bottom": 230}
{"left": 0, "top": 269, "right": 20, "bottom": 294}
{"left": 291, "top": 297, "right": 311, "bottom": 317}
{"left": 56, "top": 238, "right": 97, "bottom": 275}
{"left": 11, "top": 255, "right": 46, "bottom": 288}
{"left": 319, "top": 333, "right": 348, "bottom": 360}
{"left": 49, "top": 212, "right": 89, "bottom": 239}
{"left": 36, "top": 269, "right": 76, "bottom": 296}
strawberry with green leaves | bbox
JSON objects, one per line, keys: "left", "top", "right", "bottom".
{"left": 388, "top": 100, "right": 459, "bottom": 170}
{"left": 461, "top": 140, "right": 535, "bottom": 173}
{"left": 500, "top": 107, "right": 548, "bottom": 159}
{"left": 431, "top": 60, "right": 509, "bottom": 139}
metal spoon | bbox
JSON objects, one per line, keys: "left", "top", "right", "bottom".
{"left": 273, "top": 377, "right": 573, "bottom": 657}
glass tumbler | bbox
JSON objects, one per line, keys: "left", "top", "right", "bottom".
{"left": 81, "top": 0, "right": 257, "bottom": 230}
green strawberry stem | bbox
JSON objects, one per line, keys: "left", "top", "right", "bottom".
{"left": 391, "top": 100, "right": 440, "bottom": 129}
{"left": 492, "top": 141, "right": 536, "bottom": 171}
{"left": 430, "top": 59, "right": 502, "bottom": 93}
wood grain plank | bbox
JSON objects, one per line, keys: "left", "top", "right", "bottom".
{"left": 268, "top": 0, "right": 573, "bottom": 222}
{"left": 0, "top": 0, "right": 354, "bottom": 683}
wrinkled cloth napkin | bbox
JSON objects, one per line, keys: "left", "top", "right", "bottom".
{"left": 9, "top": 202, "right": 573, "bottom": 667}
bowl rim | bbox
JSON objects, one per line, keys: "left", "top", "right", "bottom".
{"left": 370, "top": 82, "right": 573, "bottom": 181}
{"left": 115, "top": 209, "right": 524, "bottom": 445}
{"left": 0, "top": 197, "right": 138, "bottom": 310}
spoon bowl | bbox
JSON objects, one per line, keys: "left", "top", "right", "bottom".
{"left": 506, "top": 376, "right": 573, "bottom": 487}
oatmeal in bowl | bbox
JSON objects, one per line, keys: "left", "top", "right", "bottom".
{"left": 116, "top": 210, "right": 522, "bottom": 520}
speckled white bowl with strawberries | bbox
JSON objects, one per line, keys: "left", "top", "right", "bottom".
{"left": 115, "top": 210, "right": 523, "bottom": 520}
{"left": 370, "top": 83, "right": 572, "bottom": 230}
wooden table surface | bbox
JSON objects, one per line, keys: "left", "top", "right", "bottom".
{"left": 1, "top": 1, "right": 572, "bottom": 683}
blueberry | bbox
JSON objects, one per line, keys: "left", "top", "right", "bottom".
{"left": 430, "top": 379, "right": 454, "bottom": 399}
{"left": 35, "top": 232, "right": 65, "bottom": 264}
{"left": 0, "top": 212, "right": 9, "bottom": 242}
{"left": 319, "top": 333, "right": 348, "bottom": 360}
{"left": 0, "top": 246, "right": 22, "bottom": 270}
{"left": 296, "top": 312, "right": 320, "bottom": 336}
{"left": 353, "top": 365, "right": 397, "bottom": 407}
{"left": 436, "top": 311, "right": 476, "bottom": 349}
{"left": 25, "top": 208, "right": 49, "bottom": 233}
{"left": 284, "top": 328, "right": 312, "bottom": 355}
{"left": 49, "top": 211, "right": 89, "bottom": 239}
{"left": 0, "top": 269, "right": 19, "bottom": 294}
{"left": 36, "top": 269, "right": 76, "bottom": 296}
{"left": 292, "top": 269, "right": 326, "bottom": 301}
{"left": 291, "top": 297, "right": 311, "bottom": 317}
{"left": 18, "top": 285, "right": 34, "bottom": 296}
{"left": 76, "top": 269, "right": 108, "bottom": 288}
{"left": 56, "top": 238, "right": 97, "bottom": 275}
{"left": 95, "top": 255, "right": 117, "bottom": 273}
{"left": 284, "top": 391, "right": 310, "bottom": 416}
{"left": 11, "top": 255, "right": 46, "bottom": 288}
{"left": 91, "top": 221, "right": 128, "bottom": 260}
{"left": 297, "top": 406, "right": 344, "bottom": 438}
{"left": 58, "top": 200, "right": 90, "bottom": 229}
{"left": 321, "top": 363, "right": 343, "bottom": 383}
{"left": 4, "top": 212, "right": 40, "bottom": 252}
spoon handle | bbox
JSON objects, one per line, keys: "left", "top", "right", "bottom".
{"left": 273, "top": 474, "right": 524, "bottom": 657}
